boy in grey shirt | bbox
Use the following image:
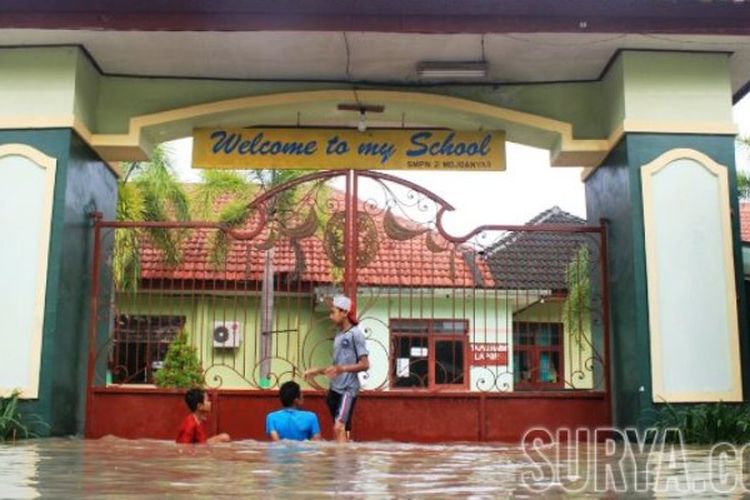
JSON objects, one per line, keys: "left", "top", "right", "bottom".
{"left": 304, "top": 295, "right": 369, "bottom": 443}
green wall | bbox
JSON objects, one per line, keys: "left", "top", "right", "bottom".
{"left": 115, "top": 293, "right": 332, "bottom": 389}
{"left": 114, "top": 288, "right": 607, "bottom": 393}
{"left": 0, "top": 129, "right": 117, "bottom": 435}
{"left": 4, "top": 47, "right": 733, "bottom": 154}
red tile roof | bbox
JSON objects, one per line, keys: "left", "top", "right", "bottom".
{"left": 138, "top": 192, "right": 494, "bottom": 289}
{"left": 740, "top": 202, "right": 750, "bottom": 243}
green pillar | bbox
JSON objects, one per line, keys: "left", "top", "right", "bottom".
{"left": 586, "top": 51, "right": 748, "bottom": 429}
{"left": 0, "top": 46, "right": 117, "bottom": 436}
{"left": 0, "top": 130, "right": 117, "bottom": 436}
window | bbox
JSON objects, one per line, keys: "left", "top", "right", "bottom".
{"left": 110, "top": 315, "right": 185, "bottom": 384}
{"left": 389, "top": 319, "right": 468, "bottom": 390}
{"left": 513, "top": 322, "right": 563, "bottom": 390}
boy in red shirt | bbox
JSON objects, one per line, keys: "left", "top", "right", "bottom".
{"left": 176, "top": 388, "right": 230, "bottom": 444}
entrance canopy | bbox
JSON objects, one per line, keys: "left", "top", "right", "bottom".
{"left": 2, "top": 0, "right": 750, "bottom": 89}
{"left": 0, "top": 1, "right": 748, "bottom": 170}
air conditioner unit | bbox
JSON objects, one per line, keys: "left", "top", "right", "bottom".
{"left": 212, "top": 321, "right": 242, "bottom": 349}
{"left": 313, "top": 286, "right": 341, "bottom": 312}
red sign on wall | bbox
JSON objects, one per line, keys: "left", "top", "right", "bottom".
{"left": 470, "top": 343, "right": 508, "bottom": 366}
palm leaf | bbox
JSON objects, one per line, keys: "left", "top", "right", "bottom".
{"left": 209, "top": 199, "right": 253, "bottom": 267}
{"left": 193, "top": 170, "right": 253, "bottom": 219}
{"left": 114, "top": 144, "right": 191, "bottom": 289}
{"left": 737, "top": 170, "right": 750, "bottom": 200}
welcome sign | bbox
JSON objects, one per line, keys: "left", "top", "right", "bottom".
{"left": 192, "top": 128, "right": 505, "bottom": 171}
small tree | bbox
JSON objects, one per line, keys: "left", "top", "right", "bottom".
{"left": 562, "top": 245, "right": 591, "bottom": 346}
{"left": 154, "top": 332, "right": 204, "bottom": 388}
{"left": 737, "top": 170, "right": 750, "bottom": 200}
{"left": 736, "top": 136, "right": 750, "bottom": 200}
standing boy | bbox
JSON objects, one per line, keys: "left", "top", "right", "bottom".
{"left": 304, "top": 295, "right": 369, "bottom": 443}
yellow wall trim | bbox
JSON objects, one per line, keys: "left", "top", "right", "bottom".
{"left": 0, "top": 116, "right": 121, "bottom": 177}
{"left": 0, "top": 92, "right": 738, "bottom": 176}
{"left": 580, "top": 121, "right": 737, "bottom": 181}
{"left": 641, "top": 148, "right": 742, "bottom": 403}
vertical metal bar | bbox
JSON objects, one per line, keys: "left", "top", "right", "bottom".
{"left": 344, "top": 169, "right": 359, "bottom": 310}
{"left": 85, "top": 213, "right": 103, "bottom": 438}
{"left": 599, "top": 219, "right": 612, "bottom": 422}
{"left": 260, "top": 245, "right": 274, "bottom": 382}
{"left": 212, "top": 389, "right": 220, "bottom": 437}
{"left": 478, "top": 393, "right": 486, "bottom": 442}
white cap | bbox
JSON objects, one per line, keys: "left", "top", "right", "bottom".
{"left": 332, "top": 295, "right": 352, "bottom": 312}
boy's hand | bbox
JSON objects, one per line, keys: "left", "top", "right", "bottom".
{"left": 303, "top": 368, "right": 318, "bottom": 379}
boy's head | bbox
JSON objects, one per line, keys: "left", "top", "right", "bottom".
{"left": 329, "top": 295, "right": 358, "bottom": 326}
{"left": 279, "top": 381, "right": 302, "bottom": 408}
{"left": 185, "top": 388, "right": 210, "bottom": 413}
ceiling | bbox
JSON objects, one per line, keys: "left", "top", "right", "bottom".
{"left": 2, "top": 30, "right": 750, "bottom": 99}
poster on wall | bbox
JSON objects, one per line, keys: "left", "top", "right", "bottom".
{"left": 469, "top": 343, "right": 508, "bottom": 366}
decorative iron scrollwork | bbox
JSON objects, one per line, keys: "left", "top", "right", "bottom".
{"left": 323, "top": 210, "right": 379, "bottom": 269}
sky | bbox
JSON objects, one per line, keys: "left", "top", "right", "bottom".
{"left": 165, "top": 96, "right": 750, "bottom": 236}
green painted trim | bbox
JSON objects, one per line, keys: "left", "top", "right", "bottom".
{"left": 601, "top": 56, "right": 625, "bottom": 138}
{"left": 621, "top": 52, "right": 734, "bottom": 127}
{"left": 74, "top": 49, "right": 101, "bottom": 133}
{"left": 0, "top": 47, "right": 617, "bottom": 141}
{"left": 0, "top": 48, "right": 736, "bottom": 169}
{"left": 0, "top": 48, "right": 78, "bottom": 119}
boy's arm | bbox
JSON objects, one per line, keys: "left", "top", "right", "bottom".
{"left": 175, "top": 428, "right": 192, "bottom": 444}
{"left": 175, "top": 417, "right": 194, "bottom": 444}
{"left": 207, "top": 433, "right": 230, "bottom": 444}
{"left": 303, "top": 368, "right": 327, "bottom": 390}
{"left": 266, "top": 414, "right": 280, "bottom": 441}
{"left": 310, "top": 414, "right": 321, "bottom": 441}
{"left": 303, "top": 367, "right": 325, "bottom": 378}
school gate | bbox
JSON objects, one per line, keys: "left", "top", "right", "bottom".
{"left": 85, "top": 169, "right": 610, "bottom": 441}
{"left": 0, "top": 1, "right": 748, "bottom": 440}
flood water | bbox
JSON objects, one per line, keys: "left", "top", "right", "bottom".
{"left": 0, "top": 437, "right": 747, "bottom": 498}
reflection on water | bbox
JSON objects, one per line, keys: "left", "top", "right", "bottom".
{"left": 0, "top": 437, "right": 747, "bottom": 498}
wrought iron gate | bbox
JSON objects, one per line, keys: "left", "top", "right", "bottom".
{"left": 87, "top": 170, "right": 609, "bottom": 398}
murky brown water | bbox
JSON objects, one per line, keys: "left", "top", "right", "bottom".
{"left": 0, "top": 437, "right": 747, "bottom": 498}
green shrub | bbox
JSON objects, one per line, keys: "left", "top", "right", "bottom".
{"left": 0, "top": 390, "right": 48, "bottom": 441}
{"left": 154, "top": 332, "right": 204, "bottom": 389}
{"left": 651, "top": 402, "right": 750, "bottom": 444}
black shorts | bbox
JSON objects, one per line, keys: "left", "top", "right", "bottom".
{"left": 326, "top": 390, "right": 358, "bottom": 432}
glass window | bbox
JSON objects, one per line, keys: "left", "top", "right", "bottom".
{"left": 390, "top": 319, "right": 468, "bottom": 389}
{"left": 434, "top": 340, "right": 464, "bottom": 385}
{"left": 512, "top": 322, "right": 564, "bottom": 390}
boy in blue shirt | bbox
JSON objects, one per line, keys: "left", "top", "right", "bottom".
{"left": 266, "top": 381, "right": 321, "bottom": 441}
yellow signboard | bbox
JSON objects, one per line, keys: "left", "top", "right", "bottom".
{"left": 192, "top": 128, "right": 505, "bottom": 171}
